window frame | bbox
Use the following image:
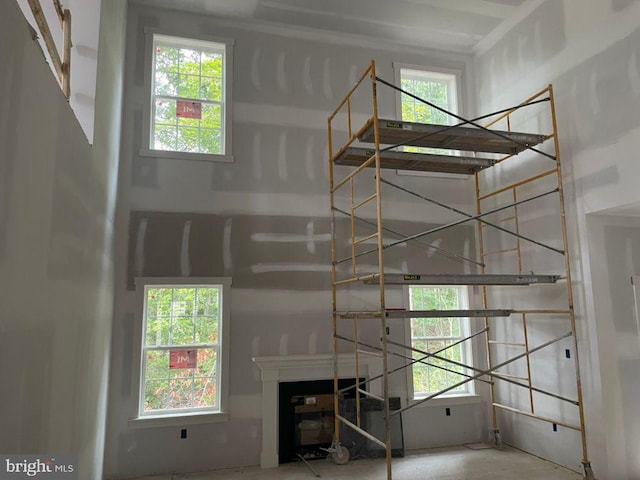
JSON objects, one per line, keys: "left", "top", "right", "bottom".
{"left": 403, "top": 285, "right": 477, "bottom": 403}
{"left": 393, "top": 62, "right": 465, "bottom": 179}
{"left": 140, "top": 28, "right": 234, "bottom": 163}
{"left": 132, "top": 277, "right": 231, "bottom": 426}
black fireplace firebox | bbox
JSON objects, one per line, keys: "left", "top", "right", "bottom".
{"left": 278, "top": 379, "right": 404, "bottom": 464}
{"left": 292, "top": 393, "right": 336, "bottom": 459}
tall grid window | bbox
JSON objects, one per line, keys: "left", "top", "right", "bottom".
{"left": 139, "top": 283, "right": 228, "bottom": 416}
{"left": 408, "top": 286, "right": 471, "bottom": 397}
{"left": 151, "top": 34, "right": 229, "bottom": 155}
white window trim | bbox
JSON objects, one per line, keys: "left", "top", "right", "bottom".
{"left": 403, "top": 285, "right": 477, "bottom": 404}
{"left": 392, "top": 62, "right": 466, "bottom": 180}
{"left": 140, "top": 27, "right": 234, "bottom": 163}
{"left": 131, "top": 276, "right": 232, "bottom": 427}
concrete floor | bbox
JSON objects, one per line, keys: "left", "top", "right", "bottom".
{"left": 129, "top": 445, "right": 582, "bottom": 480}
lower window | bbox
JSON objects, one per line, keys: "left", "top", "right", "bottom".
{"left": 407, "top": 286, "right": 472, "bottom": 398}
{"left": 138, "top": 278, "right": 230, "bottom": 417}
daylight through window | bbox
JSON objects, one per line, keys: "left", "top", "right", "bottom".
{"left": 140, "top": 284, "right": 225, "bottom": 415}
{"left": 151, "top": 35, "right": 228, "bottom": 155}
{"left": 398, "top": 67, "right": 459, "bottom": 155}
{"left": 408, "top": 286, "right": 471, "bottom": 397}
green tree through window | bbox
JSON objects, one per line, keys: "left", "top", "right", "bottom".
{"left": 399, "top": 67, "right": 458, "bottom": 156}
{"left": 141, "top": 285, "right": 222, "bottom": 414}
{"left": 151, "top": 35, "right": 227, "bottom": 155}
{"left": 409, "top": 286, "right": 470, "bottom": 397}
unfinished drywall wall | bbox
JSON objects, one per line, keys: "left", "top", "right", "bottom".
{"left": 0, "top": 1, "right": 126, "bottom": 479}
{"left": 104, "top": 3, "right": 484, "bottom": 478}
{"left": 474, "top": 0, "right": 640, "bottom": 477}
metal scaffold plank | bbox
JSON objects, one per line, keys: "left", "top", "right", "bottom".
{"left": 359, "top": 119, "right": 547, "bottom": 155}
{"left": 336, "top": 309, "right": 513, "bottom": 318}
{"left": 363, "top": 273, "right": 561, "bottom": 285}
{"left": 334, "top": 147, "right": 496, "bottom": 174}
{"left": 384, "top": 309, "right": 513, "bottom": 318}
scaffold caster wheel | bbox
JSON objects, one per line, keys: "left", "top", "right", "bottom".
{"left": 331, "top": 445, "right": 350, "bottom": 465}
{"left": 582, "top": 462, "right": 597, "bottom": 480}
{"left": 492, "top": 430, "right": 502, "bottom": 449}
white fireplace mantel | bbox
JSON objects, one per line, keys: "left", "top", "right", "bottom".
{"left": 253, "top": 353, "right": 383, "bottom": 468}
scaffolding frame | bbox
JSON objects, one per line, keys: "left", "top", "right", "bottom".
{"left": 26, "top": 0, "right": 72, "bottom": 99}
{"left": 328, "top": 60, "right": 595, "bottom": 480}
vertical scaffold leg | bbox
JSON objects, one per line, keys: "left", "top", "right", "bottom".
{"left": 582, "top": 462, "right": 597, "bottom": 480}
{"left": 491, "top": 429, "right": 502, "bottom": 449}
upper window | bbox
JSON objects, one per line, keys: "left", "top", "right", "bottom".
{"left": 407, "top": 286, "right": 473, "bottom": 398}
{"left": 138, "top": 278, "right": 231, "bottom": 417}
{"left": 398, "top": 67, "right": 458, "bottom": 130}
{"left": 149, "top": 34, "right": 233, "bottom": 159}
{"left": 394, "top": 64, "right": 462, "bottom": 176}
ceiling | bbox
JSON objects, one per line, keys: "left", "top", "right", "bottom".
{"left": 132, "top": 0, "right": 534, "bottom": 53}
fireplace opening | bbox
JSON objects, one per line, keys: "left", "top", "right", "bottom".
{"left": 278, "top": 379, "right": 404, "bottom": 464}
{"left": 278, "top": 378, "right": 360, "bottom": 464}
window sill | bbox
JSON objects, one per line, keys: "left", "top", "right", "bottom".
{"left": 408, "top": 394, "right": 482, "bottom": 408}
{"left": 128, "top": 411, "right": 229, "bottom": 429}
{"left": 139, "top": 148, "right": 234, "bottom": 163}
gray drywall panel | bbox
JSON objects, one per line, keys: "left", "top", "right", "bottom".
{"left": 0, "top": 1, "right": 126, "bottom": 479}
